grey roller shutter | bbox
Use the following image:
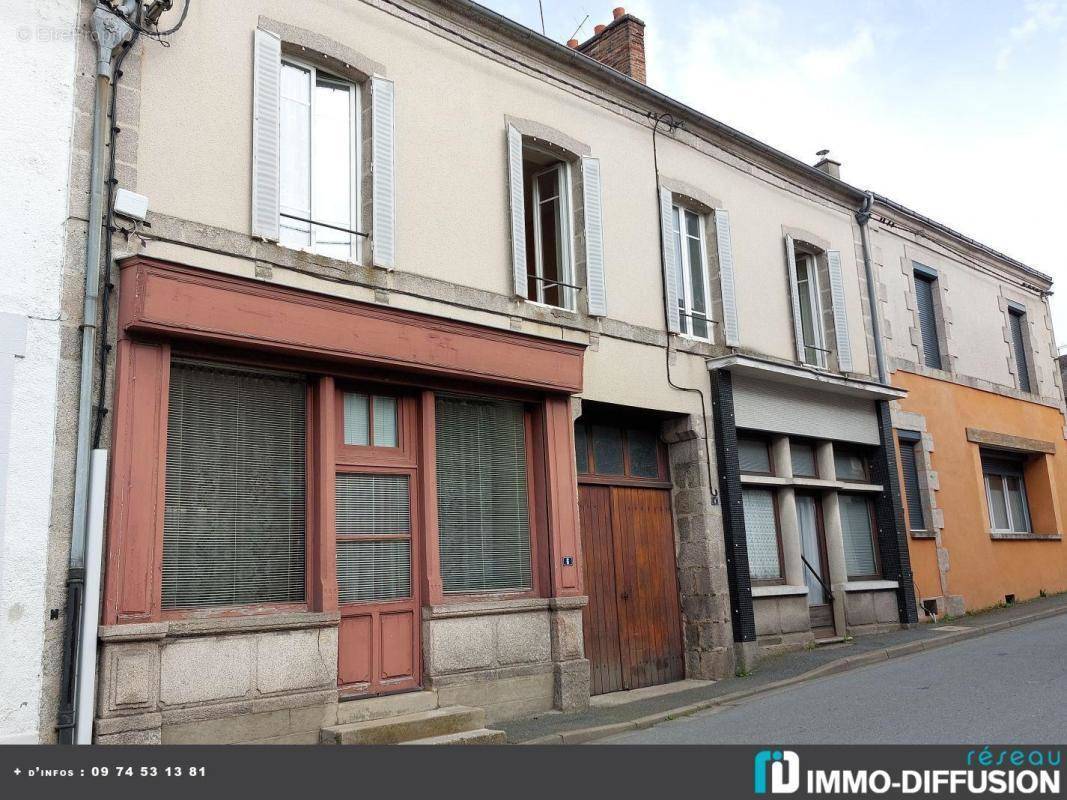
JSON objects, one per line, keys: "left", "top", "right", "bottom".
{"left": 371, "top": 76, "right": 396, "bottom": 269}
{"left": 898, "top": 435, "right": 926, "bottom": 531}
{"left": 251, "top": 29, "right": 281, "bottom": 241}
{"left": 660, "top": 188, "right": 680, "bottom": 333}
{"left": 1008, "top": 309, "right": 1031, "bottom": 392}
{"left": 162, "top": 362, "right": 306, "bottom": 609}
{"left": 435, "top": 395, "right": 531, "bottom": 593}
{"left": 582, "top": 156, "right": 607, "bottom": 316}
{"left": 784, "top": 235, "right": 805, "bottom": 362}
{"left": 714, "top": 208, "right": 740, "bottom": 347}
{"left": 825, "top": 250, "right": 854, "bottom": 372}
{"left": 507, "top": 125, "right": 528, "bottom": 299}
{"left": 839, "top": 493, "right": 878, "bottom": 578}
{"left": 914, "top": 271, "right": 942, "bottom": 369}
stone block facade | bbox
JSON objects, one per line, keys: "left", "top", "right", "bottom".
{"left": 422, "top": 596, "right": 589, "bottom": 722}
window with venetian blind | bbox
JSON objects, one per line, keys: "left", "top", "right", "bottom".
{"left": 162, "top": 361, "right": 307, "bottom": 610}
{"left": 435, "top": 395, "right": 532, "bottom": 593}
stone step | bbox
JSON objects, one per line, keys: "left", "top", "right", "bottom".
{"left": 335, "top": 690, "right": 439, "bottom": 725}
{"left": 321, "top": 705, "right": 485, "bottom": 745}
{"left": 400, "top": 728, "right": 507, "bottom": 745}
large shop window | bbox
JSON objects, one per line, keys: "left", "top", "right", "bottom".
{"left": 435, "top": 395, "right": 532, "bottom": 593}
{"left": 839, "top": 493, "right": 879, "bottom": 579}
{"left": 982, "top": 449, "right": 1032, "bottom": 533}
{"left": 162, "top": 362, "right": 307, "bottom": 610}
{"left": 279, "top": 59, "right": 359, "bottom": 260}
{"left": 742, "top": 487, "right": 782, "bottom": 583}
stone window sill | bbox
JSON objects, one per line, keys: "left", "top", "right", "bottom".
{"left": 423, "top": 595, "right": 588, "bottom": 620}
{"left": 909, "top": 529, "right": 937, "bottom": 539}
{"left": 751, "top": 584, "right": 809, "bottom": 598}
{"left": 98, "top": 611, "right": 340, "bottom": 643}
{"left": 841, "top": 580, "right": 899, "bottom": 592}
{"left": 988, "top": 531, "right": 1062, "bottom": 541}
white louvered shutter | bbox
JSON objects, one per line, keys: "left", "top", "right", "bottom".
{"left": 784, "top": 235, "right": 806, "bottom": 362}
{"left": 507, "top": 125, "right": 528, "bottom": 299}
{"left": 371, "top": 76, "right": 396, "bottom": 269}
{"left": 660, "top": 188, "right": 680, "bottom": 333}
{"left": 251, "top": 29, "right": 281, "bottom": 241}
{"left": 582, "top": 156, "right": 607, "bottom": 316}
{"left": 825, "top": 250, "right": 854, "bottom": 372}
{"left": 714, "top": 209, "right": 740, "bottom": 347}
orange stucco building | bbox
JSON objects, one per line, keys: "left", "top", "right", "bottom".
{"left": 895, "top": 372, "right": 1067, "bottom": 613}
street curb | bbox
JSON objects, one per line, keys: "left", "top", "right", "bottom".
{"left": 516, "top": 602, "right": 1067, "bottom": 745}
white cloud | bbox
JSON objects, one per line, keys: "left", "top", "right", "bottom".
{"left": 996, "top": 0, "right": 1067, "bottom": 70}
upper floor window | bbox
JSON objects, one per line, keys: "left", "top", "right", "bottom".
{"left": 1008, "top": 306, "right": 1032, "bottom": 392}
{"left": 793, "top": 252, "right": 825, "bottom": 367}
{"left": 834, "top": 445, "right": 869, "bottom": 483}
{"left": 575, "top": 421, "right": 666, "bottom": 481}
{"left": 738, "top": 435, "right": 772, "bottom": 475}
{"left": 279, "top": 60, "right": 359, "bottom": 260}
{"left": 914, "top": 268, "right": 943, "bottom": 370}
{"left": 672, "top": 205, "right": 712, "bottom": 340}
{"left": 506, "top": 125, "right": 605, "bottom": 316}
{"left": 789, "top": 439, "right": 818, "bottom": 478}
{"left": 252, "top": 30, "right": 395, "bottom": 268}
{"left": 524, "top": 155, "right": 574, "bottom": 309}
{"left": 982, "top": 449, "right": 1031, "bottom": 534}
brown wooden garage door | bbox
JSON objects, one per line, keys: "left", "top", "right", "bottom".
{"left": 575, "top": 421, "right": 684, "bottom": 695}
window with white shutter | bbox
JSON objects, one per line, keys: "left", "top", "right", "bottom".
{"left": 162, "top": 361, "right": 307, "bottom": 610}
{"left": 435, "top": 395, "right": 532, "bottom": 593}
{"left": 278, "top": 59, "right": 360, "bottom": 260}
{"left": 671, "top": 203, "right": 713, "bottom": 341}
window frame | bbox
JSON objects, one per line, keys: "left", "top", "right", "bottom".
{"left": 671, "top": 203, "right": 713, "bottom": 342}
{"left": 160, "top": 355, "right": 314, "bottom": 621}
{"left": 838, "top": 491, "right": 881, "bottom": 581}
{"left": 527, "top": 160, "right": 576, "bottom": 311}
{"left": 741, "top": 486, "right": 786, "bottom": 585}
{"left": 794, "top": 252, "right": 826, "bottom": 367}
{"left": 982, "top": 451, "right": 1033, "bottom": 534}
{"left": 278, "top": 56, "right": 361, "bottom": 263}
{"left": 913, "top": 267, "right": 943, "bottom": 370}
{"left": 737, "top": 433, "right": 775, "bottom": 476}
{"left": 575, "top": 420, "right": 670, "bottom": 487}
{"left": 334, "top": 385, "right": 417, "bottom": 467}
{"left": 1007, "top": 306, "right": 1032, "bottom": 393}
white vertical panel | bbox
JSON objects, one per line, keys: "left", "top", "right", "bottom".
{"left": 660, "top": 187, "right": 680, "bottom": 333}
{"left": 825, "top": 249, "right": 854, "bottom": 372}
{"left": 714, "top": 208, "right": 740, "bottom": 347}
{"left": 371, "top": 76, "right": 396, "bottom": 269}
{"left": 581, "top": 156, "right": 606, "bottom": 316}
{"left": 251, "top": 29, "right": 281, "bottom": 241}
{"left": 784, "top": 235, "right": 805, "bottom": 362}
{"left": 507, "top": 125, "right": 528, "bottom": 299}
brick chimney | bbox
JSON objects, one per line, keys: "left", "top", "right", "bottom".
{"left": 575, "top": 7, "right": 646, "bottom": 84}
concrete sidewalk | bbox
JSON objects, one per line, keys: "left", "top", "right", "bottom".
{"left": 500, "top": 593, "right": 1067, "bottom": 744}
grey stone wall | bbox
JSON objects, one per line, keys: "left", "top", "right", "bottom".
{"left": 662, "top": 414, "right": 735, "bottom": 680}
{"left": 753, "top": 595, "right": 813, "bottom": 655}
{"left": 422, "top": 596, "right": 589, "bottom": 721}
{"left": 94, "top": 612, "right": 339, "bottom": 744}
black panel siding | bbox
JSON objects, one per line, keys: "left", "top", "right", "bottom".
{"left": 710, "top": 370, "right": 756, "bottom": 643}
{"left": 872, "top": 402, "right": 919, "bottom": 623}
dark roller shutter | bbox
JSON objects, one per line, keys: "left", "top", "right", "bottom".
{"left": 435, "top": 395, "right": 531, "bottom": 593}
{"left": 898, "top": 433, "right": 926, "bottom": 531}
{"left": 162, "top": 361, "right": 306, "bottom": 609}
{"left": 914, "top": 272, "right": 942, "bottom": 370}
{"left": 1009, "top": 309, "right": 1032, "bottom": 392}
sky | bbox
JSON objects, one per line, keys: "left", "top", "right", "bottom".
{"left": 479, "top": 0, "right": 1067, "bottom": 346}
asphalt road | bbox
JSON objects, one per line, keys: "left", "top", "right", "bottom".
{"left": 601, "top": 614, "right": 1067, "bottom": 744}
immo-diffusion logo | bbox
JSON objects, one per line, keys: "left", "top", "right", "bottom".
{"left": 754, "top": 750, "right": 801, "bottom": 794}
